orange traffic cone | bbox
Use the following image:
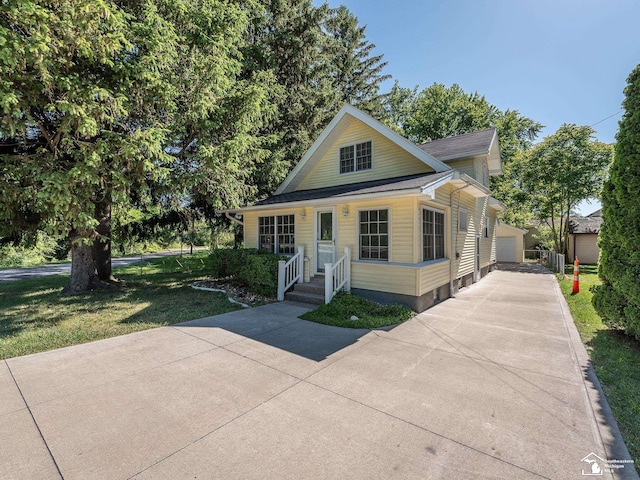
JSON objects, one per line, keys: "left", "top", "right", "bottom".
{"left": 572, "top": 257, "right": 580, "bottom": 294}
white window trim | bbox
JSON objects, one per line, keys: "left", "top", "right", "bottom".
{"left": 256, "top": 212, "right": 296, "bottom": 255}
{"left": 483, "top": 215, "right": 490, "bottom": 238}
{"left": 356, "top": 206, "right": 391, "bottom": 262}
{"left": 338, "top": 139, "right": 374, "bottom": 176}
{"left": 422, "top": 206, "right": 447, "bottom": 262}
{"left": 458, "top": 208, "right": 469, "bottom": 232}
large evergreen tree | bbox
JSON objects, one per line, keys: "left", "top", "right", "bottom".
{"left": 593, "top": 64, "right": 640, "bottom": 340}
{"left": 323, "top": 5, "right": 390, "bottom": 117}
{"left": 0, "top": 0, "right": 275, "bottom": 292}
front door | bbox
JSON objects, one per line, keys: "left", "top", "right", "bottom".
{"left": 316, "top": 209, "right": 335, "bottom": 273}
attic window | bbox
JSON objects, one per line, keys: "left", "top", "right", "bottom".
{"left": 340, "top": 141, "right": 372, "bottom": 174}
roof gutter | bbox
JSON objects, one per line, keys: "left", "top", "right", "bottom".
{"left": 225, "top": 212, "right": 244, "bottom": 226}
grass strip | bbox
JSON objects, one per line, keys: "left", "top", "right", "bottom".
{"left": 559, "top": 265, "right": 639, "bottom": 473}
{"left": 300, "top": 291, "right": 414, "bottom": 329}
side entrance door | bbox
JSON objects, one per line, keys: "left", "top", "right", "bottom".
{"left": 315, "top": 209, "right": 335, "bottom": 274}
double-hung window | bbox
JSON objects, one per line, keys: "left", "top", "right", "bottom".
{"left": 422, "top": 207, "right": 445, "bottom": 261}
{"left": 359, "top": 209, "right": 388, "bottom": 260}
{"left": 340, "top": 141, "right": 372, "bottom": 174}
{"left": 458, "top": 208, "right": 469, "bottom": 232}
{"left": 258, "top": 215, "right": 295, "bottom": 254}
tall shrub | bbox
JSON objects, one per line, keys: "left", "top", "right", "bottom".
{"left": 593, "top": 64, "right": 640, "bottom": 340}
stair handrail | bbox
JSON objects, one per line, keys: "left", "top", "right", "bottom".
{"left": 277, "top": 246, "right": 304, "bottom": 301}
{"left": 324, "top": 246, "right": 351, "bottom": 304}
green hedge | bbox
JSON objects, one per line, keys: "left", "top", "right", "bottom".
{"left": 209, "top": 248, "right": 285, "bottom": 297}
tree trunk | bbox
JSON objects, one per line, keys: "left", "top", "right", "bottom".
{"left": 62, "top": 229, "right": 100, "bottom": 293}
{"left": 94, "top": 197, "right": 116, "bottom": 281}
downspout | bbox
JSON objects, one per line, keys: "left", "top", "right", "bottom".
{"left": 449, "top": 183, "right": 471, "bottom": 298}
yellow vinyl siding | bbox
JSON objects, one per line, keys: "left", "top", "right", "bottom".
{"left": 418, "top": 260, "right": 450, "bottom": 295}
{"left": 351, "top": 263, "right": 418, "bottom": 296}
{"left": 452, "top": 190, "right": 478, "bottom": 278}
{"left": 446, "top": 158, "right": 475, "bottom": 179}
{"left": 297, "top": 120, "right": 433, "bottom": 191}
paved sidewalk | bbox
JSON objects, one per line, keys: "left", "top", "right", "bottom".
{"left": 1, "top": 265, "right": 637, "bottom": 479}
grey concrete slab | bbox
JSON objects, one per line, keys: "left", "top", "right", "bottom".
{"left": 410, "top": 315, "right": 579, "bottom": 381}
{"left": 7, "top": 327, "right": 216, "bottom": 406}
{"left": 0, "top": 361, "right": 26, "bottom": 416}
{"left": 29, "top": 348, "right": 297, "bottom": 480}
{"left": 307, "top": 336, "right": 604, "bottom": 479}
{"left": 2, "top": 266, "right": 636, "bottom": 480}
{"left": 0, "top": 409, "right": 62, "bottom": 480}
{"left": 133, "top": 381, "right": 543, "bottom": 480}
{"left": 225, "top": 320, "right": 374, "bottom": 378}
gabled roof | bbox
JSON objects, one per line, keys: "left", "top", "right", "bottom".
{"left": 418, "top": 128, "right": 501, "bottom": 175}
{"left": 569, "top": 216, "right": 603, "bottom": 234}
{"left": 275, "top": 104, "right": 451, "bottom": 195}
{"left": 587, "top": 208, "right": 602, "bottom": 217}
{"left": 239, "top": 171, "right": 454, "bottom": 211}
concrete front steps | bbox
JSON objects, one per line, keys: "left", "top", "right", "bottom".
{"left": 284, "top": 277, "right": 325, "bottom": 305}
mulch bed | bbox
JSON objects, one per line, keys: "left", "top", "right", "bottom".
{"left": 192, "top": 278, "right": 274, "bottom": 306}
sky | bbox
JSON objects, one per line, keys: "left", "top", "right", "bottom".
{"left": 319, "top": 0, "right": 640, "bottom": 215}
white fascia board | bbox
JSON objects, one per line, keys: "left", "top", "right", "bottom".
{"left": 226, "top": 190, "right": 425, "bottom": 214}
{"left": 421, "top": 171, "right": 455, "bottom": 200}
{"left": 274, "top": 104, "right": 451, "bottom": 195}
{"left": 488, "top": 197, "right": 507, "bottom": 211}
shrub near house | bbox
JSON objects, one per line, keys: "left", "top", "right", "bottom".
{"left": 209, "top": 249, "right": 285, "bottom": 297}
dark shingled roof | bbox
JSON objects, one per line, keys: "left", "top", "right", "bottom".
{"left": 418, "top": 128, "right": 496, "bottom": 160}
{"left": 569, "top": 216, "right": 603, "bottom": 234}
{"left": 254, "top": 171, "right": 451, "bottom": 206}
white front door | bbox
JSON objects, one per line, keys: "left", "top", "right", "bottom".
{"left": 315, "top": 209, "right": 335, "bottom": 273}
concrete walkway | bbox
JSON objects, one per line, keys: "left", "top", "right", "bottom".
{"left": 1, "top": 265, "right": 637, "bottom": 479}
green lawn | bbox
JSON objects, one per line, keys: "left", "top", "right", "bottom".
{"left": 300, "top": 291, "right": 415, "bottom": 329}
{"left": 0, "top": 253, "right": 241, "bottom": 360}
{"left": 559, "top": 265, "right": 640, "bottom": 473}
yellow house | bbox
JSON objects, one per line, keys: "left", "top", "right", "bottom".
{"left": 223, "top": 104, "right": 505, "bottom": 312}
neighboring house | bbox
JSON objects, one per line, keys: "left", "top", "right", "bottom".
{"left": 495, "top": 223, "right": 526, "bottom": 263}
{"left": 568, "top": 209, "right": 602, "bottom": 264}
{"left": 222, "top": 104, "right": 505, "bottom": 312}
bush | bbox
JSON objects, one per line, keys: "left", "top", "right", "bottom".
{"left": 593, "top": 64, "right": 640, "bottom": 340}
{"left": 209, "top": 248, "right": 284, "bottom": 297}
{"left": 239, "top": 254, "right": 282, "bottom": 297}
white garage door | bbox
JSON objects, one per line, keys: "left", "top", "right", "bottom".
{"left": 497, "top": 236, "right": 517, "bottom": 262}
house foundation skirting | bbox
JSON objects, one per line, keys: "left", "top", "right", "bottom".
{"left": 351, "top": 262, "right": 497, "bottom": 313}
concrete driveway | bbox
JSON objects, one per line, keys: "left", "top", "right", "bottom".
{"left": 1, "top": 264, "right": 636, "bottom": 479}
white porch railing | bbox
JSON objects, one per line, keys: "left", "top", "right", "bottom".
{"left": 277, "top": 247, "right": 304, "bottom": 301}
{"left": 324, "top": 246, "right": 351, "bottom": 304}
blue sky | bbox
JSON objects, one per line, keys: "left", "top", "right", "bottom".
{"left": 320, "top": 0, "right": 640, "bottom": 214}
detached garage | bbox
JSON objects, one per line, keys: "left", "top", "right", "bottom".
{"left": 496, "top": 223, "right": 526, "bottom": 263}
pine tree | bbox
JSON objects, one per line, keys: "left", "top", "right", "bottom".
{"left": 323, "top": 6, "right": 390, "bottom": 117}
{"left": 593, "top": 64, "right": 640, "bottom": 339}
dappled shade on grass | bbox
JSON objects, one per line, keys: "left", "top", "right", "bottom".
{"left": 0, "top": 253, "right": 239, "bottom": 359}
